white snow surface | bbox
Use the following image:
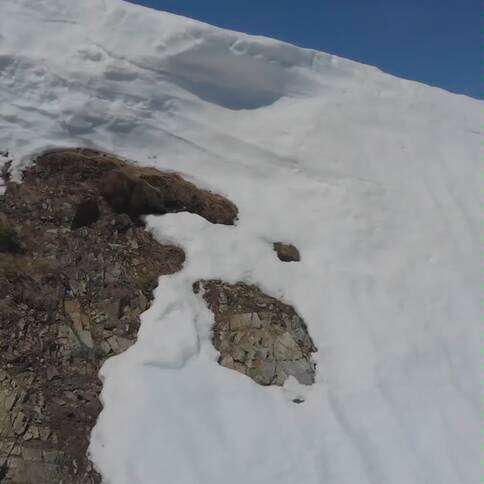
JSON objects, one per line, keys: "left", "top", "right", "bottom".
{"left": 1, "top": 1, "right": 481, "bottom": 483}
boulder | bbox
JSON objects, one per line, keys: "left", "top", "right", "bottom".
{"left": 195, "top": 280, "right": 317, "bottom": 386}
{"left": 273, "top": 242, "right": 300, "bottom": 262}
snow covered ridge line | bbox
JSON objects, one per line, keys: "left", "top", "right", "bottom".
{"left": 1, "top": 0, "right": 402, "bottom": 115}
{"left": 98, "top": 0, "right": 473, "bottom": 98}
{"left": 4, "top": 0, "right": 379, "bottom": 73}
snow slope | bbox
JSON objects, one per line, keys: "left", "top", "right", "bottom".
{"left": 1, "top": 0, "right": 481, "bottom": 483}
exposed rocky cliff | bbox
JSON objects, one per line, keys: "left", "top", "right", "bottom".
{"left": 0, "top": 149, "right": 315, "bottom": 483}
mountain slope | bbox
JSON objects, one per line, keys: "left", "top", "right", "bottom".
{"left": 0, "top": 1, "right": 481, "bottom": 483}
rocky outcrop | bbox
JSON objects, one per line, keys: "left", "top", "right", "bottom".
{"left": 273, "top": 242, "right": 300, "bottom": 262}
{"left": 0, "top": 147, "right": 316, "bottom": 483}
{"left": 31, "top": 148, "right": 239, "bottom": 225}
{"left": 0, "top": 150, "right": 188, "bottom": 483}
{"left": 194, "top": 280, "right": 317, "bottom": 386}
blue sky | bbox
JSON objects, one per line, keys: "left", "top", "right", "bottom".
{"left": 128, "top": 0, "right": 480, "bottom": 99}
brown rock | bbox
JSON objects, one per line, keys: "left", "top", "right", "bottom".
{"left": 273, "top": 242, "right": 300, "bottom": 262}
{"left": 0, "top": 147, "right": 188, "bottom": 484}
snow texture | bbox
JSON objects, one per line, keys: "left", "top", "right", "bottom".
{"left": 0, "top": 0, "right": 481, "bottom": 483}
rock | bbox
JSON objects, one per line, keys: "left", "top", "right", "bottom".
{"left": 0, "top": 148, "right": 192, "bottom": 484}
{"left": 4, "top": 393, "right": 18, "bottom": 412}
{"left": 197, "top": 280, "right": 316, "bottom": 386}
{"left": 277, "top": 359, "right": 315, "bottom": 385}
{"left": 65, "top": 300, "right": 93, "bottom": 349}
{"left": 106, "top": 335, "right": 133, "bottom": 354}
{"left": 12, "top": 412, "right": 28, "bottom": 435}
{"left": 247, "top": 358, "right": 276, "bottom": 385}
{"left": 42, "top": 449, "right": 62, "bottom": 464}
{"left": 71, "top": 198, "right": 100, "bottom": 229}
{"left": 273, "top": 242, "right": 300, "bottom": 262}
{"left": 57, "top": 324, "right": 81, "bottom": 353}
{"left": 229, "top": 312, "right": 263, "bottom": 330}
{"left": 39, "top": 427, "right": 50, "bottom": 442}
{"left": 1, "top": 156, "right": 12, "bottom": 183}
{"left": 218, "top": 355, "right": 235, "bottom": 369}
{"left": 100, "top": 340, "right": 112, "bottom": 355}
{"left": 24, "top": 425, "right": 41, "bottom": 440}
{"left": 273, "top": 332, "right": 303, "bottom": 360}
{"left": 78, "top": 330, "right": 94, "bottom": 349}
{"left": 21, "top": 446, "right": 42, "bottom": 461}
{"left": 103, "top": 316, "right": 119, "bottom": 331}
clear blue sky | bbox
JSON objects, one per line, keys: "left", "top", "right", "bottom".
{"left": 127, "top": 0, "right": 480, "bottom": 99}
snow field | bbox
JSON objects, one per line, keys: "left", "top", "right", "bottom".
{"left": 0, "top": 1, "right": 481, "bottom": 482}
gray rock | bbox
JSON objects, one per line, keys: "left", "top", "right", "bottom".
{"left": 21, "top": 446, "right": 42, "bottom": 461}
{"left": 46, "top": 367, "right": 59, "bottom": 381}
{"left": 248, "top": 358, "right": 276, "bottom": 385}
{"left": 12, "top": 412, "right": 28, "bottom": 435}
{"left": 39, "top": 427, "right": 50, "bottom": 442}
{"left": 277, "top": 359, "right": 315, "bottom": 385}
{"left": 4, "top": 393, "right": 18, "bottom": 412}
{"left": 106, "top": 335, "right": 132, "bottom": 354}
{"left": 42, "top": 449, "right": 62, "bottom": 464}
{"left": 198, "top": 280, "right": 317, "bottom": 387}
{"left": 229, "top": 313, "right": 263, "bottom": 330}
